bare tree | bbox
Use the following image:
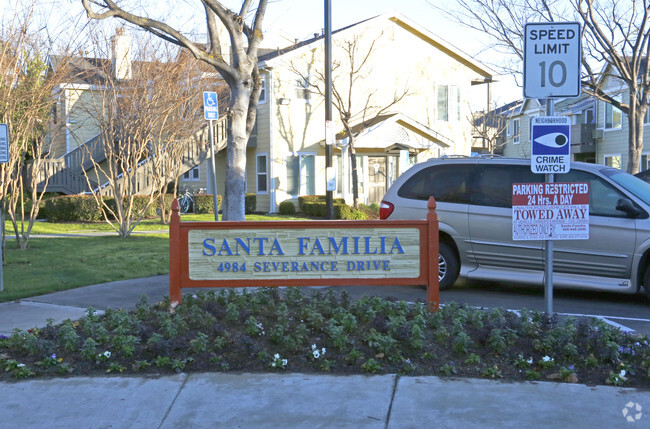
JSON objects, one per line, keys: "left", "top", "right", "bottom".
{"left": 81, "top": 0, "right": 268, "bottom": 220}
{"left": 74, "top": 32, "right": 207, "bottom": 237}
{"left": 436, "top": 0, "right": 650, "bottom": 173}
{"left": 291, "top": 31, "right": 410, "bottom": 207}
{"left": 0, "top": 2, "right": 67, "bottom": 250}
{"left": 141, "top": 46, "right": 215, "bottom": 224}
{"left": 470, "top": 101, "right": 521, "bottom": 154}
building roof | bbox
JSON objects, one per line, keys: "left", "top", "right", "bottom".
{"left": 259, "top": 12, "right": 494, "bottom": 81}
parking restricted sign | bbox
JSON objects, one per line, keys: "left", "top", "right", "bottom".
{"left": 512, "top": 182, "right": 589, "bottom": 241}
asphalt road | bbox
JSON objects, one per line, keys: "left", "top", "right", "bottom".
{"left": 328, "top": 279, "right": 650, "bottom": 336}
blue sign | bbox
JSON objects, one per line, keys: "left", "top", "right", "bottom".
{"left": 531, "top": 116, "right": 571, "bottom": 174}
{"left": 203, "top": 91, "right": 219, "bottom": 120}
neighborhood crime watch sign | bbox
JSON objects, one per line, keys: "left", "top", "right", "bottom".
{"left": 512, "top": 182, "right": 589, "bottom": 241}
{"left": 531, "top": 116, "right": 571, "bottom": 174}
{"left": 524, "top": 22, "right": 581, "bottom": 99}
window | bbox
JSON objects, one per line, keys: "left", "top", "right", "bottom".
{"left": 294, "top": 76, "right": 311, "bottom": 102}
{"left": 398, "top": 165, "right": 474, "bottom": 203}
{"left": 645, "top": 109, "right": 650, "bottom": 125}
{"left": 512, "top": 119, "right": 520, "bottom": 144}
{"left": 471, "top": 165, "right": 543, "bottom": 208}
{"left": 641, "top": 154, "right": 650, "bottom": 170}
{"left": 437, "top": 85, "right": 448, "bottom": 121}
{"left": 255, "top": 154, "right": 267, "bottom": 193}
{"left": 258, "top": 77, "right": 267, "bottom": 104}
{"left": 564, "top": 169, "right": 629, "bottom": 217}
{"left": 256, "top": 154, "right": 268, "bottom": 193}
{"left": 604, "top": 154, "right": 622, "bottom": 169}
{"left": 183, "top": 166, "right": 200, "bottom": 181}
{"left": 455, "top": 86, "right": 461, "bottom": 121}
{"left": 286, "top": 154, "right": 315, "bottom": 195}
{"left": 605, "top": 100, "right": 622, "bottom": 129}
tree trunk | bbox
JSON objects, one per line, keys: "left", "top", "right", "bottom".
{"left": 628, "top": 96, "right": 646, "bottom": 174}
{"left": 349, "top": 145, "right": 360, "bottom": 209}
{"left": 223, "top": 84, "right": 250, "bottom": 221}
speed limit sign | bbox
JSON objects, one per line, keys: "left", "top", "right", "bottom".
{"left": 524, "top": 22, "right": 581, "bottom": 99}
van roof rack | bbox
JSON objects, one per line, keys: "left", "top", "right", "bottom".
{"left": 439, "top": 154, "right": 470, "bottom": 159}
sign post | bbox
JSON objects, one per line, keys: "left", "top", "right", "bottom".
{"left": 524, "top": 21, "right": 581, "bottom": 317}
{"left": 203, "top": 92, "right": 219, "bottom": 221}
{"left": 0, "top": 123, "right": 8, "bottom": 292}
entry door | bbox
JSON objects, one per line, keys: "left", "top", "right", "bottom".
{"left": 367, "top": 157, "right": 387, "bottom": 203}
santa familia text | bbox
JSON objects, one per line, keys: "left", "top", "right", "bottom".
{"left": 202, "top": 236, "right": 405, "bottom": 257}
{"left": 201, "top": 235, "right": 406, "bottom": 273}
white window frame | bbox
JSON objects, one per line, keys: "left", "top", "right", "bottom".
{"left": 604, "top": 99, "right": 622, "bottom": 131}
{"left": 294, "top": 75, "right": 311, "bottom": 103}
{"left": 512, "top": 118, "right": 520, "bottom": 144}
{"left": 298, "top": 152, "right": 316, "bottom": 195}
{"left": 183, "top": 166, "right": 200, "bottom": 181}
{"left": 256, "top": 152, "right": 269, "bottom": 194}
{"left": 604, "top": 154, "right": 622, "bottom": 170}
{"left": 641, "top": 153, "right": 650, "bottom": 170}
{"left": 258, "top": 76, "right": 267, "bottom": 104}
{"left": 286, "top": 152, "right": 316, "bottom": 196}
{"left": 437, "top": 84, "right": 448, "bottom": 121}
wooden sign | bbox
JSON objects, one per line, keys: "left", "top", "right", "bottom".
{"left": 169, "top": 197, "right": 440, "bottom": 310}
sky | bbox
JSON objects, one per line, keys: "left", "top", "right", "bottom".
{"left": 2, "top": 0, "right": 522, "bottom": 107}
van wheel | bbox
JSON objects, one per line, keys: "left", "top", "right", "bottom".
{"left": 644, "top": 268, "right": 650, "bottom": 301}
{"left": 438, "top": 242, "right": 459, "bottom": 290}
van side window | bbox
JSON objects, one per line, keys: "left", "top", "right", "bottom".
{"left": 397, "top": 165, "right": 472, "bottom": 203}
{"left": 472, "top": 166, "right": 542, "bottom": 208}
{"left": 563, "top": 170, "right": 629, "bottom": 217}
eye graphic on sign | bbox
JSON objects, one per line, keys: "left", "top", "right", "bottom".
{"left": 534, "top": 132, "right": 568, "bottom": 148}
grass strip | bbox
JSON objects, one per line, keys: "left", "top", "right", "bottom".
{"left": 1, "top": 235, "right": 169, "bottom": 302}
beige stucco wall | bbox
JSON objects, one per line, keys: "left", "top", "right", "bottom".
{"left": 259, "top": 16, "right": 490, "bottom": 211}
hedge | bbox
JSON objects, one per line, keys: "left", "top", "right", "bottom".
{"left": 278, "top": 200, "right": 296, "bottom": 214}
{"left": 42, "top": 195, "right": 173, "bottom": 222}
{"left": 297, "top": 195, "right": 345, "bottom": 212}
{"left": 41, "top": 193, "right": 256, "bottom": 221}
{"left": 300, "top": 201, "right": 369, "bottom": 220}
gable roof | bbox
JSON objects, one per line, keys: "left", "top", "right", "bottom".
{"left": 259, "top": 12, "right": 494, "bottom": 81}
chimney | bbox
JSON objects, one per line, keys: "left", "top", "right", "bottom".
{"left": 111, "top": 27, "right": 132, "bottom": 80}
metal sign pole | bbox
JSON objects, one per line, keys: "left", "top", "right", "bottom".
{"left": 0, "top": 202, "right": 4, "bottom": 292}
{"left": 209, "top": 120, "right": 219, "bottom": 221}
{"left": 0, "top": 123, "right": 8, "bottom": 293}
{"left": 544, "top": 99, "right": 554, "bottom": 317}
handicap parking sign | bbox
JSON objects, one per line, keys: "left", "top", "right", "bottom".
{"left": 531, "top": 116, "right": 571, "bottom": 174}
{"left": 203, "top": 91, "right": 219, "bottom": 120}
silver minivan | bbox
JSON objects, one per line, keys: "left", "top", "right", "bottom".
{"left": 379, "top": 156, "right": 650, "bottom": 299}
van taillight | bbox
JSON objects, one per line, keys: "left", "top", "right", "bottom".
{"left": 379, "top": 201, "right": 394, "bottom": 219}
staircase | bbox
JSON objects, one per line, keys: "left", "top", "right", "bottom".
{"left": 31, "top": 116, "right": 229, "bottom": 196}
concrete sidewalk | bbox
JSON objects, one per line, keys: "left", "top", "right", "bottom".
{"left": 1, "top": 372, "right": 648, "bottom": 428}
{"left": 0, "top": 277, "right": 649, "bottom": 428}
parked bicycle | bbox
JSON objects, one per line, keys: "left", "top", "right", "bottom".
{"left": 177, "top": 189, "right": 194, "bottom": 214}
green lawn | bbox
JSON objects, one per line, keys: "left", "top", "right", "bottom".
{"left": 1, "top": 235, "right": 170, "bottom": 302}
{"left": 3, "top": 213, "right": 307, "bottom": 235}
{"left": 0, "top": 213, "right": 311, "bottom": 303}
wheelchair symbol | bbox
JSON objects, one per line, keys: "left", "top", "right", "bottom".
{"left": 204, "top": 92, "right": 217, "bottom": 107}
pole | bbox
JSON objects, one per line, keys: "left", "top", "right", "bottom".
{"left": 209, "top": 120, "right": 219, "bottom": 221}
{"left": 0, "top": 201, "right": 4, "bottom": 292}
{"left": 544, "top": 99, "right": 554, "bottom": 317}
{"left": 324, "top": 0, "right": 334, "bottom": 219}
